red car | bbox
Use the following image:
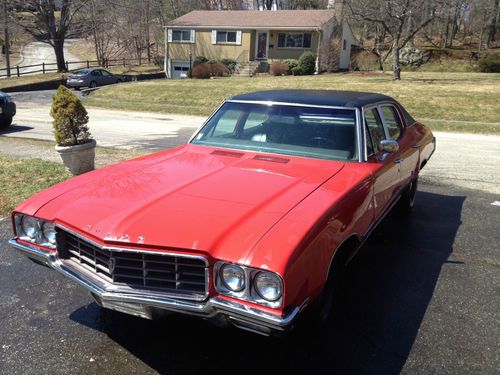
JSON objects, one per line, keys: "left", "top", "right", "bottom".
{"left": 9, "top": 90, "right": 435, "bottom": 336}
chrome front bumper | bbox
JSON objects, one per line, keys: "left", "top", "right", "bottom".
{"left": 9, "top": 239, "right": 301, "bottom": 335}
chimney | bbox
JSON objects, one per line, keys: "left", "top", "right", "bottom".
{"left": 328, "top": 1, "right": 344, "bottom": 22}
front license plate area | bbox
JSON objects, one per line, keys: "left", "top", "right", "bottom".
{"left": 99, "top": 299, "right": 152, "bottom": 319}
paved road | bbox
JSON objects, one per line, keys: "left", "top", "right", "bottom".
{"left": 2, "top": 91, "right": 500, "bottom": 194}
{"left": 0, "top": 182, "right": 498, "bottom": 374}
{"left": 14, "top": 40, "right": 81, "bottom": 75}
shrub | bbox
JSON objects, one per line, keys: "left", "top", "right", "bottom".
{"left": 283, "top": 59, "right": 298, "bottom": 71}
{"left": 193, "top": 56, "right": 208, "bottom": 67}
{"left": 50, "top": 85, "right": 91, "bottom": 146}
{"left": 210, "top": 62, "right": 230, "bottom": 77}
{"left": 270, "top": 62, "right": 289, "bottom": 76}
{"left": 152, "top": 55, "right": 164, "bottom": 68}
{"left": 477, "top": 54, "right": 500, "bottom": 73}
{"left": 291, "top": 66, "right": 303, "bottom": 76}
{"left": 221, "top": 58, "right": 238, "bottom": 73}
{"left": 298, "top": 52, "right": 316, "bottom": 75}
{"left": 191, "top": 62, "right": 229, "bottom": 78}
{"left": 191, "top": 63, "right": 212, "bottom": 78}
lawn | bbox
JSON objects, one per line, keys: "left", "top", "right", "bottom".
{"left": 83, "top": 71, "right": 500, "bottom": 134}
{"left": 0, "top": 138, "right": 146, "bottom": 216}
{"left": 0, "top": 156, "right": 69, "bottom": 216}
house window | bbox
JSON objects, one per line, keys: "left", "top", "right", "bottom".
{"left": 169, "top": 29, "right": 195, "bottom": 43}
{"left": 343, "top": 39, "right": 347, "bottom": 50}
{"left": 277, "top": 33, "right": 312, "bottom": 49}
{"left": 212, "top": 30, "right": 242, "bottom": 45}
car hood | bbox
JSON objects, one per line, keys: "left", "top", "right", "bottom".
{"left": 31, "top": 145, "right": 345, "bottom": 259}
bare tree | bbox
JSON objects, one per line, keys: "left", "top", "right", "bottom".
{"left": 347, "top": 0, "right": 442, "bottom": 80}
{"left": 487, "top": 0, "right": 499, "bottom": 47}
{"left": 14, "top": 0, "right": 86, "bottom": 72}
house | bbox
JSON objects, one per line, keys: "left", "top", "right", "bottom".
{"left": 164, "top": 9, "right": 356, "bottom": 78}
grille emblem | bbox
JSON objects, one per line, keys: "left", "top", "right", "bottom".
{"left": 108, "top": 258, "right": 116, "bottom": 273}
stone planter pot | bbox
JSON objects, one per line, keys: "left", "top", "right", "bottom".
{"left": 55, "top": 139, "right": 96, "bottom": 176}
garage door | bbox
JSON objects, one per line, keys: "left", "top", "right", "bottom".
{"left": 172, "top": 62, "right": 190, "bottom": 79}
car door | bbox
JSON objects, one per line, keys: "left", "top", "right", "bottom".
{"left": 379, "top": 104, "right": 420, "bottom": 186}
{"left": 100, "top": 70, "right": 114, "bottom": 85}
{"left": 364, "top": 107, "right": 401, "bottom": 220}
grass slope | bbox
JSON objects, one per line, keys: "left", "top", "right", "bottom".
{"left": 0, "top": 156, "right": 69, "bottom": 215}
{"left": 84, "top": 72, "right": 500, "bottom": 134}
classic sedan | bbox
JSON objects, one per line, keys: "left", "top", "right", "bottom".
{"left": 66, "top": 68, "right": 123, "bottom": 89}
{"left": 9, "top": 90, "right": 435, "bottom": 336}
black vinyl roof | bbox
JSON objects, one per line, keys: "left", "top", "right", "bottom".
{"left": 229, "top": 90, "right": 395, "bottom": 108}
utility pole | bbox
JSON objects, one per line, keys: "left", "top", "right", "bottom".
{"left": 3, "top": 0, "right": 10, "bottom": 77}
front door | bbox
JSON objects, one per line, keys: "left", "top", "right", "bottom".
{"left": 256, "top": 31, "right": 268, "bottom": 60}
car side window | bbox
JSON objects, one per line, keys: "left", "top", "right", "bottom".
{"left": 101, "top": 70, "right": 111, "bottom": 76}
{"left": 381, "top": 105, "right": 402, "bottom": 140}
{"left": 364, "top": 108, "right": 385, "bottom": 156}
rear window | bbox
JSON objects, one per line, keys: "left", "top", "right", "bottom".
{"left": 191, "top": 102, "right": 358, "bottom": 161}
{"left": 74, "top": 69, "right": 91, "bottom": 75}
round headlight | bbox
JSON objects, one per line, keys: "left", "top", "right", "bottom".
{"left": 42, "top": 222, "right": 56, "bottom": 245}
{"left": 21, "top": 216, "right": 38, "bottom": 239}
{"left": 254, "top": 272, "right": 282, "bottom": 301}
{"left": 220, "top": 264, "right": 245, "bottom": 292}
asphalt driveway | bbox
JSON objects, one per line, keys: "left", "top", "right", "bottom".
{"left": 0, "top": 182, "right": 498, "bottom": 374}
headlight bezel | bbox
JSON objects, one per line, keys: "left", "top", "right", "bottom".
{"left": 214, "top": 261, "right": 283, "bottom": 308}
{"left": 14, "top": 213, "right": 57, "bottom": 250}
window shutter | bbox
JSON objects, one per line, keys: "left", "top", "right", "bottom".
{"left": 190, "top": 30, "right": 195, "bottom": 43}
{"left": 212, "top": 30, "right": 217, "bottom": 44}
{"left": 167, "top": 29, "right": 172, "bottom": 43}
{"left": 236, "top": 31, "right": 242, "bottom": 45}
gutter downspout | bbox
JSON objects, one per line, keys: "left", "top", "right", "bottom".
{"left": 315, "top": 29, "right": 322, "bottom": 74}
{"left": 164, "top": 26, "right": 170, "bottom": 78}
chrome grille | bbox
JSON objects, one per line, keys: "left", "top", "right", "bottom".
{"left": 57, "top": 229, "right": 208, "bottom": 299}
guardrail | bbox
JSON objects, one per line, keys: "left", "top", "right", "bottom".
{"left": 0, "top": 57, "right": 158, "bottom": 78}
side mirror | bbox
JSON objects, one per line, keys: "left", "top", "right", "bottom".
{"left": 379, "top": 139, "right": 399, "bottom": 153}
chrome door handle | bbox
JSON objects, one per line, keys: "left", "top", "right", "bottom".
{"left": 394, "top": 157, "right": 404, "bottom": 164}
{"left": 412, "top": 144, "right": 421, "bottom": 149}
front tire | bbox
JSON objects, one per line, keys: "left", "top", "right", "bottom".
{"left": 0, "top": 116, "right": 13, "bottom": 128}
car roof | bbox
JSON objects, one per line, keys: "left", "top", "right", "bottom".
{"left": 229, "top": 90, "right": 395, "bottom": 109}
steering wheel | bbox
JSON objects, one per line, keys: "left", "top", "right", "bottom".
{"left": 309, "top": 136, "right": 336, "bottom": 148}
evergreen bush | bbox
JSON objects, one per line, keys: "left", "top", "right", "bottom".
{"left": 298, "top": 52, "right": 316, "bottom": 75}
{"left": 50, "top": 85, "right": 91, "bottom": 146}
{"left": 477, "top": 54, "right": 500, "bottom": 73}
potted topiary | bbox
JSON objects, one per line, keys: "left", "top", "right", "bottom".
{"left": 50, "top": 85, "right": 96, "bottom": 176}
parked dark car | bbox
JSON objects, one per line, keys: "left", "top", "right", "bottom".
{"left": 0, "top": 91, "right": 16, "bottom": 128}
{"left": 66, "top": 68, "right": 123, "bottom": 90}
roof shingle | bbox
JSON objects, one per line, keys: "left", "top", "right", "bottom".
{"left": 166, "top": 10, "right": 336, "bottom": 29}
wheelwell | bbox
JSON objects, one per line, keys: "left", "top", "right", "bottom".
{"left": 327, "top": 235, "right": 361, "bottom": 279}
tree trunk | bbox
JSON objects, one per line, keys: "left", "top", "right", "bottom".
{"left": 393, "top": 44, "right": 401, "bottom": 80}
{"left": 54, "top": 39, "right": 66, "bottom": 72}
{"left": 487, "top": 0, "right": 499, "bottom": 48}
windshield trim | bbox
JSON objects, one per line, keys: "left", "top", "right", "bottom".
{"left": 189, "top": 100, "right": 363, "bottom": 162}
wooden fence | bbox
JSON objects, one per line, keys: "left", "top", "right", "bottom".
{"left": 0, "top": 57, "right": 157, "bottom": 78}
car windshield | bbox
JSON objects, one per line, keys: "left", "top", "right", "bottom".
{"left": 74, "top": 69, "right": 91, "bottom": 75}
{"left": 191, "top": 102, "right": 358, "bottom": 161}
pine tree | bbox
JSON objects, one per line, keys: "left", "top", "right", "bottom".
{"left": 50, "top": 85, "right": 91, "bottom": 146}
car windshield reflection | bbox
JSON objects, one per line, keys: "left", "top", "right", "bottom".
{"left": 191, "top": 102, "right": 358, "bottom": 161}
